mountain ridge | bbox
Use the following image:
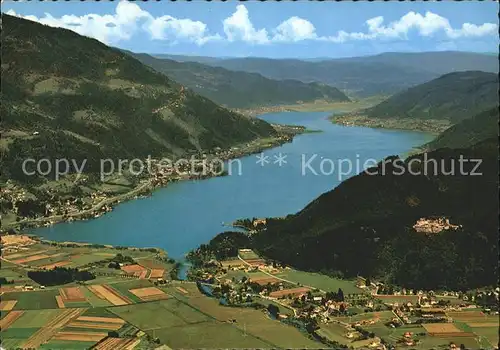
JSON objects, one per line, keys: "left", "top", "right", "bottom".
{"left": 1, "top": 14, "right": 276, "bottom": 182}
{"left": 424, "top": 108, "right": 499, "bottom": 151}
{"left": 125, "top": 51, "right": 350, "bottom": 108}
{"left": 364, "top": 71, "right": 498, "bottom": 123}
{"left": 155, "top": 51, "right": 498, "bottom": 97}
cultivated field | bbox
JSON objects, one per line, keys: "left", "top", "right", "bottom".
{"left": 446, "top": 310, "right": 487, "bottom": 322}
{"left": 94, "top": 337, "right": 140, "bottom": 350}
{"left": 60, "top": 287, "right": 86, "bottom": 302}
{"left": 176, "top": 286, "right": 189, "bottom": 294}
{"left": 269, "top": 287, "right": 311, "bottom": 298}
{"left": 129, "top": 287, "right": 169, "bottom": 301}
{"left": 221, "top": 259, "right": 245, "bottom": 267}
{"left": 275, "top": 269, "right": 363, "bottom": 294}
{"left": 0, "top": 300, "right": 18, "bottom": 311}
{"left": 317, "top": 323, "right": 353, "bottom": 345}
{"left": 237, "top": 249, "right": 260, "bottom": 260}
{"left": 1, "top": 241, "right": 160, "bottom": 270}
{"left": 121, "top": 264, "right": 148, "bottom": 279}
{"left": 22, "top": 308, "right": 87, "bottom": 348}
{"left": 111, "top": 301, "right": 191, "bottom": 330}
{"left": 332, "top": 310, "right": 395, "bottom": 324}
{"left": 66, "top": 315, "right": 125, "bottom": 331}
{"left": 88, "top": 285, "right": 131, "bottom": 306}
{"left": 0, "top": 311, "right": 25, "bottom": 330}
{"left": 374, "top": 294, "right": 420, "bottom": 304}
{"left": 1, "top": 290, "right": 60, "bottom": 310}
{"left": 445, "top": 311, "right": 500, "bottom": 347}
{"left": 422, "top": 323, "right": 462, "bottom": 334}
{"left": 249, "top": 276, "right": 281, "bottom": 285}
{"left": 148, "top": 268, "right": 165, "bottom": 279}
{"left": 51, "top": 330, "right": 108, "bottom": 342}
{"left": 152, "top": 322, "right": 272, "bottom": 349}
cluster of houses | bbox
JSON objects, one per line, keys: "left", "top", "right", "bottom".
{"left": 413, "top": 217, "right": 461, "bottom": 234}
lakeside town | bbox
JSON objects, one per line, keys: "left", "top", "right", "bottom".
{"left": 1, "top": 124, "right": 303, "bottom": 232}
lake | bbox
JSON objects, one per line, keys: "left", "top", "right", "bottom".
{"left": 32, "top": 111, "right": 433, "bottom": 258}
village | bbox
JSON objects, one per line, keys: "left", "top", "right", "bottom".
{"left": 1, "top": 126, "right": 300, "bottom": 232}
{"left": 1, "top": 233, "right": 499, "bottom": 349}
{"left": 189, "top": 246, "right": 500, "bottom": 350}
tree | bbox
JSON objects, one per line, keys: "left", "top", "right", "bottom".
{"left": 305, "top": 318, "right": 319, "bottom": 333}
{"left": 337, "top": 288, "right": 345, "bottom": 302}
{"left": 365, "top": 277, "right": 371, "bottom": 287}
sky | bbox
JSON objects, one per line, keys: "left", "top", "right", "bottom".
{"left": 4, "top": 0, "right": 499, "bottom": 58}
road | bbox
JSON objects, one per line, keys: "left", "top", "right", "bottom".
{"left": 15, "top": 180, "right": 152, "bottom": 226}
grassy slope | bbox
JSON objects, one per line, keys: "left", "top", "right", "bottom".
{"left": 1, "top": 14, "right": 276, "bottom": 182}
{"left": 364, "top": 71, "right": 498, "bottom": 123}
{"left": 126, "top": 52, "right": 350, "bottom": 108}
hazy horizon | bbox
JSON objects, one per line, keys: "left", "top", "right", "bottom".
{"left": 146, "top": 49, "right": 497, "bottom": 60}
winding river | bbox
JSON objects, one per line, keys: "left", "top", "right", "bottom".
{"left": 32, "top": 111, "right": 432, "bottom": 258}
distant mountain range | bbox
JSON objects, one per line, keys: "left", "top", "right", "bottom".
{"left": 1, "top": 14, "right": 275, "bottom": 182}
{"left": 127, "top": 52, "right": 350, "bottom": 109}
{"left": 156, "top": 51, "right": 498, "bottom": 97}
{"left": 365, "top": 71, "right": 499, "bottom": 123}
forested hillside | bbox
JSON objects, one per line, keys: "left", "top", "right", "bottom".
{"left": 1, "top": 14, "right": 275, "bottom": 182}
{"left": 364, "top": 71, "right": 498, "bottom": 123}
{"left": 128, "top": 52, "right": 350, "bottom": 108}
{"left": 253, "top": 139, "right": 498, "bottom": 291}
{"left": 425, "top": 108, "right": 499, "bottom": 151}
{"left": 173, "top": 51, "right": 498, "bottom": 97}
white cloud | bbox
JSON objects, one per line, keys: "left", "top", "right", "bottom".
{"left": 6, "top": 1, "right": 219, "bottom": 46}
{"left": 447, "top": 22, "right": 498, "bottom": 39}
{"left": 272, "top": 16, "right": 317, "bottom": 42}
{"left": 322, "top": 11, "right": 498, "bottom": 43}
{"left": 6, "top": 4, "right": 498, "bottom": 46}
{"left": 7, "top": 2, "right": 149, "bottom": 44}
{"left": 222, "top": 5, "right": 269, "bottom": 44}
{"left": 146, "top": 15, "right": 221, "bottom": 45}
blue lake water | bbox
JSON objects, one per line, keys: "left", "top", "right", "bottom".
{"left": 32, "top": 111, "right": 433, "bottom": 258}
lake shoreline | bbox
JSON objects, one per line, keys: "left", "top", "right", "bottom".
{"left": 26, "top": 111, "right": 433, "bottom": 260}
{"left": 329, "top": 114, "right": 449, "bottom": 134}
{"left": 232, "top": 97, "right": 387, "bottom": 117}
{"left": 3, "top": 125, "right": 305, "bottom": 232}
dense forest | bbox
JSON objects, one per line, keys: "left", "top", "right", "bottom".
{"left": 364, "top": 71, "right": 498, "bottom": 122}
{"left": 28, "top": 267, "right": 95, "bottom": 286}
{"left": 186, "top": 231, "right": 251, "bottom": 267}
{"left": 425, "top": 108, "right": 499, "bottom": 151}
{"left": 243, "top": 139, "right": 499, "bottom": 291}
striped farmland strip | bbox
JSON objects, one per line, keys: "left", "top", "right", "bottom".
{"left": 22, "top": 308, "right": 87, "bottom": 349}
